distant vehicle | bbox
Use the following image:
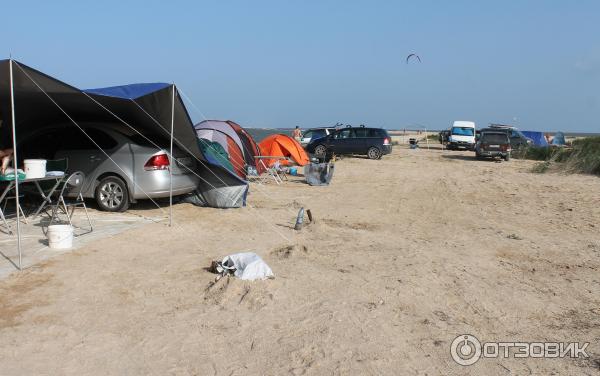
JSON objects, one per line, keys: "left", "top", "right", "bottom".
{"left": 475, "top": 131, "right": 511, "bottom": 161}
{"left": 447, "top": 121, "right": 476, "bottom": 150}
{"left": 305, "top": 126, "right": 392, "bottom": 160}
{"left": 299, "top": 127, "right": 336, "bottom": 146}
{"left": 19, "top": 123, "right": 199, "bottom": 212}
{"left": 478, "top": 125, "right": 532, "bottom": 150}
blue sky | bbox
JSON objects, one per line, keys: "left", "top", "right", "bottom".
{"left": 1, "top": 0, "right": 599, "bottom": 131}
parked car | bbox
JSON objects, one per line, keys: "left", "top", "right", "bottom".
{"left": 19, "top": 123, "right": 199, "bottom": 212}
{"left": 299, "top": 127, "right": 336, "bottom": 146}
{"left": 478, "top": 125, "right": 532, "bottom": 150}
{"left": 475, "top": 131, "right": 511, "bottom": 161}
{"left": 305, "top": 126, "right": 392, "bottom": 160}
{"left": 447, "top": 120, "right": 476, "bottom": 150}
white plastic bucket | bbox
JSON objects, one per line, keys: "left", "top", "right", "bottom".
{"left": 24, "top": 159, "right": 47, "bottom": 179}
{"left": 47, "top": 225, "right": 73, "bottom": 249}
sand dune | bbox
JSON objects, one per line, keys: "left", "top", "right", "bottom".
{"left": 1, "top": 146, "right": 599, "bottom": 375}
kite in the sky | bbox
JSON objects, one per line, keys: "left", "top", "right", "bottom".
{"left": 406, "top": 54, "right": 421, "bottom": 64}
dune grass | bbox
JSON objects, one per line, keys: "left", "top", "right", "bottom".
{"left": 516, "top": 137, "right": 600, "bottom": 176}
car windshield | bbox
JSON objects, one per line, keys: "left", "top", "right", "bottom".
{"left": 482, "top": 133, "right": 508, "bottom": 143}
{"left": 312, "top": 130, "right": 326, "bottom": 139}
{"left": 452, "top": 127, "right": 474, "bottom": 136}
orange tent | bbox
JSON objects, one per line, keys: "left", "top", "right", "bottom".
{"left": 259, "top": 134, "right": 310, "bottom": 167}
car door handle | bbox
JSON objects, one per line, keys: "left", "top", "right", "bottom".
{"left": 89, "top": 156, "right": 102, "bottom": 162}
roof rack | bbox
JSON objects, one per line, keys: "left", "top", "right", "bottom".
{"left": 489, "top": 123, "right": 515, "bottom": 129}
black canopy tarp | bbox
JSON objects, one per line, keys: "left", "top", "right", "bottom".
{"left": 0, "top": 59, "right": 247, "bottom": 208}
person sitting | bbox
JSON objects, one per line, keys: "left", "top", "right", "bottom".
{"left": 0, "top": 120, "right": 14, "bottom": 175}
{"left": 0, "top": 148, "right": 13, "bottom": 175}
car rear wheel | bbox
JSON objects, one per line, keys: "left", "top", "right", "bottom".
{"left": 367, "top": 147, "right": 381, "bottom": 160}
{"left": 314, "top": 144, "right": 327, "bottom": 158}
{"left": 95, "top": 176, "right": 130, "bottom": 212}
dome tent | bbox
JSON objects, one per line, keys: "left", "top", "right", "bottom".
{"left": 259, "top": 134, "right": 309, "bottom": 167}
{"left": 193, "top": 120, "right": 264, "bottom": 179}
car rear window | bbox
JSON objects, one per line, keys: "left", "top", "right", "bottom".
{"left": 366, "top": 129, "right": 386, "bottom": 137}
{"left": 482, "top": 133, "right": 508, "bottom": 143}
{"left": 129, "top": 133, "right": 170, "bottom": 148}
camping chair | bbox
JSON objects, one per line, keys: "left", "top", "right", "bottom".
{"left": 259, "top": 159, "right": 287, "bottom": 184}
{"left": 1, "top": 189, "right": 28, "bottom": 226}
{"left": 48, "top": 171, "right": 93, "bottom": 234}
{"left": 269, "top": 160, "right": 289, "bottom": 184}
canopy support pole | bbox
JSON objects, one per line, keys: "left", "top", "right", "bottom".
{"left": 169, "top": 84, "right": 175, "bottom": 227}
{"left": 9, "top": 59, "right": 22, "bottom": 270}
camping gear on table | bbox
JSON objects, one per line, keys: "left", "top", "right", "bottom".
{"left": 0, "top": 168, "right": 26, "bottom": 181}
{"left": 46, "top": 171, "right": 65, "bottom": 177}
{"left": 24, "top": 159, "right": 46, "bottom": 179}
{"left": 259, "top": 134, "right": 309, "bottom": 167}
{"left": 47, "top": 224, "right": 73, "bottom": 249}
{"left": 211, "top": 252, "right": 274, "bottom": 281}
{"left": 304, "top": 162, "right": 335, "bottom": 186}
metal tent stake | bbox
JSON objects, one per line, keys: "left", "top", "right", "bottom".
{"left": 9, "top": 59, "right": 22, "bottom": 270}
{"left": 169, "top": 84, "right": 175, "bottom": 227}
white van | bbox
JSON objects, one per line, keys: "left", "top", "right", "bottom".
{"left": 447, "top": 121, "right": 476, "bottom": 150}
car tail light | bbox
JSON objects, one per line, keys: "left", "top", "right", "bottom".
{"left": 383, "top": 137, "right": 391, "bottom": 145}
{"left": 144, "top": 153, "right": 170, "bottom": 171}
{"left": 500, "top": 145, "right": 508, "bottom": 151}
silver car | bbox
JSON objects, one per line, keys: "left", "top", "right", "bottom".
{"left": 21, "top": 123, "right": 199, "bottom": 212}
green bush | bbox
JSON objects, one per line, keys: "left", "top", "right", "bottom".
{"left": 566, "top": 137, "right": 600, "bottom": 175}
{"left": 517, "top": 137, "right": 600, "bottom": 176}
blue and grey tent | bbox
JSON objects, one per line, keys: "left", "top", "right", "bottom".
{"left": 552, "top": 131, "right": 566, "bottom": 146}
{"left": 521, "top": 131, "right": 548, "bottom": 147}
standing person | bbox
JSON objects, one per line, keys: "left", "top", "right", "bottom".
{"left": 292, "top": 126, "right": 302, "bottom": 142}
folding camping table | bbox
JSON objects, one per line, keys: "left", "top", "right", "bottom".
{"left": 0, "top": 174, "right": 65, "bottom": 234}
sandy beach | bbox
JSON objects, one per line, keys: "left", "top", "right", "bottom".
{"left": 1, "top": 145, "right": 599, "bottom": 375}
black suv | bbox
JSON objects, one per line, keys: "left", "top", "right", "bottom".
{"left": 305, "top": 126, "right": 392, "bottom": 160}
{"left": 478, "top": 126, "right": 532, "bottom": 150}
{"left": 475, "top": 131, "right": 511, "bottom": 161}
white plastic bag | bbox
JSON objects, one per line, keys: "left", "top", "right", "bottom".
{"left": 220, "top": 252, "right": 274, "bottom": 281}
